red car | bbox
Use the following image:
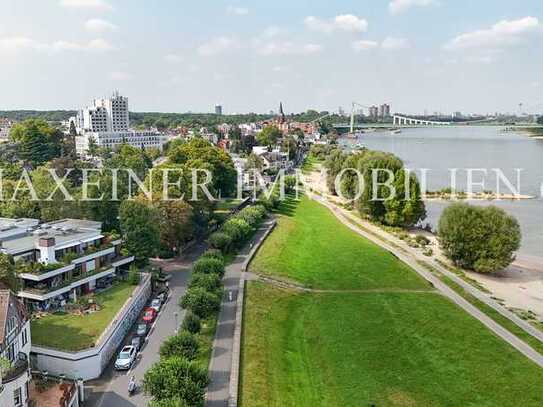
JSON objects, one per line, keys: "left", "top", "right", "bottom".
{"left": 142, "top": 307, "right": 157, "bottom": 323}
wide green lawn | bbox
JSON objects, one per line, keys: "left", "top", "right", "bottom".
{"left": 249, "top": 196, "right": 430, "bottom": 290}
{"left": 31, "top": 282, "right": 135, "bottom": 351}
{"left": 240, "top": 283, "right": 543, "bottom": 407}
{"left": 241, "top": 196, "right": 543, "bottom": 406}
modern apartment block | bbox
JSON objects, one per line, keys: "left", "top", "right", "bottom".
{"left": 0, "top": 218, "right": 134, "bottom": 311}
{"left": 73, "top": 92, "right": 166, "bottom": 156}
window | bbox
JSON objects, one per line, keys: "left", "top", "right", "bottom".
{"left": 21, "top": 327, "right": 28, "bottom": 347}
{"left": 13, "top": 387, "right": 22, "bottom": 406}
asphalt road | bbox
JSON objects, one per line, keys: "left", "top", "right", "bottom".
{"left": 85, "top": 244, "right": 205, "bottom": 407}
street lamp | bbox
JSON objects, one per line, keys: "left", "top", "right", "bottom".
{"left": 174, "top": 312, "right": 179, "bottom": 334}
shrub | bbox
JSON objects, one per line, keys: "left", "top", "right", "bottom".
{"left": 222, "top": 218, "right": 253, "bottom": 246}
{"left": 422, "top": 247, "right": 434, "bottom": 257}
{"left": 192, "top": 258, "right": 225, "bottom": 277}
{"left": 201, "top": 249, "right": 224, "bottom": 262}
{"left": 128, "top": 264, "right": 140, "bottom": 285}
{"left": 189, "top": 273, "right": 223, "bottom": 294}
{"left": 438, "top": 203, "right": 521, "bottom": 273}
{"left": 415, "top": 235, "right": 431, "bottom": 246}
{"left": 159, "top": 332, "right": 199, "bottom": 360}
{"left": 182, "top": 312, "right": 201, "bottom": 334}
{"left": 208, "top": 232, "right": 232, "bottom": 252}
{"left": 236, "top": 205, "right": 267, "bottom": 227}
{"left": 149, "top": 397, "right": 188, "bottom": 407}
{"left": 180, "top": 287, "right": 221, "bottom": 319}
{"left": 143, "top": 356, "right": 208, "bottom": 406}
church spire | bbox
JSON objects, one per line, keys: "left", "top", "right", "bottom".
{"left": 279, "top": 102, "right": 286, "bottom": 123}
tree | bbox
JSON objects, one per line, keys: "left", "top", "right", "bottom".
{"left": 324, "top": 148, "right": 347, "bottom": 195}
{"left": 189, "top": 273, "right": 222, "bottom": 294}
{"left": 438, "top": 203, "right": 521, "bottom": 273}
{"left": 159, "top": 332, "right": 199, "bottom": 360}
{"left": 281, "top": 135, "right": 298, "bottom": 160}
{"left": 383, "top": 170, "right": 426, "bottom": 227}
{"left": 179, "top": 287, "right": 221, "bottom": 319}
{"left": 246, "top": 153, "right": 264, "bottom": 171}
{"left": 128, "top": 264, "right": 140, "bottom": 285}
{"left": 241, "top": 134, "right": 257, "bottom": 154}
{"left": 221, "top": 218, "right": 253, "bottom": 247}
{"left": 537, "top": 116, "right": 543, "bottom": 125}
{"left": 149, "top": 398, "right": 188, "bottom": 407}
{"left": 155, "top": 200, "right": 194, "bottom": 255}
{"left": 0, "top": 254, "right": 20, "bottom": 292}
{"left": 143, "top": 356, "right": 208, "bottom": 406}
{"left": 168, "top": 138, "right": 237, "bottom": 197}
{"left": 119, "top": 200, "right": 160, "bottom": 264}
{"left": 284, "top": 175, "right": 297, "bottom": 194}
{"left": 256, "top": 126, "right": 282, "bottom": 146}
{"left": 182, "top": 312, "right": 201, "bottom": 334}
{"left": 192, "top": 258, "right": 225, "bottom": 277}
{"left": 208, "top": 232, "right": 232, "bottom": 252}
{"left": 10, "top": 119, "right": 62, "bottom": 166}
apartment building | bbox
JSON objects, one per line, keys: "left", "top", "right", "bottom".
{"left": 0, "top": 218, "right": 134, "bottom": 311}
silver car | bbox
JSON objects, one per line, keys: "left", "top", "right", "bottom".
{"left": 114, "top": 345, "right": 136, "bottom": 370}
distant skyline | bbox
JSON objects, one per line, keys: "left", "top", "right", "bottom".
{"left": 1, "top": 0, "right": 543, "bottom": 115}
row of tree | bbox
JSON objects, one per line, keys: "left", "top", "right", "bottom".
{"left": 322, "top": 146, "right": 427, "bottom": 227}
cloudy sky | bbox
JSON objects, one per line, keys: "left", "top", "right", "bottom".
{"left": 1, "top": 0, "right": 542, "bottom": 115}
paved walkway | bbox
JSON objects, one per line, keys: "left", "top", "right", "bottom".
{"left": 86, "top": 244, "right": 205, "bottom": 407}
{"left": 205, "top": 219, "right": 276, "bottom": 407}
{"left": 309, "top": 191, "right": 543, "bottom": 368}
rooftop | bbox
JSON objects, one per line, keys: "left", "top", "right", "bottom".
{"left": 0, "top": 218, "right": 103, "bottom": 255}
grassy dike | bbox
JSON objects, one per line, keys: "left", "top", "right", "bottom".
{"left": 239, "top": 196, "right": 543, "bottom": 407}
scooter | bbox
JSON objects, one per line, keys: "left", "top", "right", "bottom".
{"left": 128, "top": 376, "right": 137, "bottom": 396}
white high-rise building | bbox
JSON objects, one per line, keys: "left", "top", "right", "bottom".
{"left": 74, "top": 92, "right": 166, "bottom": 156}
{"left": 76, "top": 91, "right": 129, "bottom": 133}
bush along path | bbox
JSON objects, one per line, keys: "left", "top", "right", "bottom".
{"left": 141, "top": 203, "right": 273, "bottom": 407}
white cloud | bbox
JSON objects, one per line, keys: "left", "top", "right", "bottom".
{"left": 226, "top": 6, "right": 249, "bottom": 16}
{"left": 304, "top": 15, "right": 368, "bottom": 33}
{"left": 389, "top": 0, "right": 437, "bottom": 15}
{"left": 84, "top": 18, "right": 117, "bottom": 33}
{"left": 256, "top": 41, "right": 322, "bottom": 56}
{"left": 352, "top": 40, "right": 379, "bottom": 51}
{"left": 262, "top": 26, "right": 285, "bottom": 38}
{"left": 381, "top": 37, "right": 410, "bottom": 50}
{"left": 0, "top": 37, "right": 45, "bottom": 51}
{"left": 0, "top": 36, "right": 115, "bottom": 52}
{"left": 198, "top": 36, "right": 240, "bottom": 56}
{"left": 110, "top": 71, "right": 133, "bottom": 81}
{"left": 60, "top": 0, "right": 113, "bottom": 11}
{"left": 445, "top": 16, "right": 540, "bottom": 50}
{"left": 164, "top": 54, "right": 183, "bottom": 63}
{"left": 272, "top": 65, "right": 289, "bottom": 72}
{"left": 87, "top": 38, "right": 115, "bottom": 51}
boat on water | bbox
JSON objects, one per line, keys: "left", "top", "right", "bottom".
{"left": 390, "top": 128, "right": 401, "bottom": 135}
{"left": 353, "top": 143, "right": 365, "bottom": 150}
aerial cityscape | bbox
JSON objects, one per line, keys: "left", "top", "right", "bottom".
{"left": 1, "top": 1, "right": 543, "bottom": 407}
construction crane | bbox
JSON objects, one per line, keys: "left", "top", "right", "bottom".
{"left": 350, "top": 102, "right": 373, "bottom": 133}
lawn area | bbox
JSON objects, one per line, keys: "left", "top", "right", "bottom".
{"left": 31, "top": 281, "right": 135, "bottom": 351}
{"left": 241, "top": 195, "right": 543, "bottom": 406}
{"left": 240, "top": 282, "right": 543, "bottom": 407}
{"left": 249, "top": 196, "right": 430, "bottom": 290}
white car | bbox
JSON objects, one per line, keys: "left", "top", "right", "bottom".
{"left": 150, "top": 298, "right": 161, "bottom": 313}
{"left": 114, "top": 345, "right": 137, "bottom": 370}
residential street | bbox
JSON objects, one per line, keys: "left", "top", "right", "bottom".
{"left": 205, "top": 220, "right": 276, "bottom": 407}
{"left": 85, "top": 243, "right": 205, "bottom": 407}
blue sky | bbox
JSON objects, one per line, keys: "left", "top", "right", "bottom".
{"left": 1, "top": 0, "right": 542, "bottom": 115}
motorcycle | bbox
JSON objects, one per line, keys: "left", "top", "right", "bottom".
{"left": 128, "top": 376, "right": 137, "bottom": 396}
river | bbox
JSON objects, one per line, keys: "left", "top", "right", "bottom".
{"left": 340, "top": 127, "right": 543, "bottom": 257}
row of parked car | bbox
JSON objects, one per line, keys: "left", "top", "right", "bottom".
{"left": 114, "top": 291, "right": 167, "bottom": 371}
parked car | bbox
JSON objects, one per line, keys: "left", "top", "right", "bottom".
{"left": 136, "top": 323, "right": 148, "bottom": 337}
{"left": 150, "top": 298, "right": 161, "bottom": 313}
{"left": 142, "top": 307, "right": 157, "bottom": 323}
{"left": 114, "top": 345, "right": 137, "bottom": 370}
{"left": 131, "top": 336, "right": 142, "bottom": 351}
{"left": 156, "top": 290, "right": 168, "bottom": 303}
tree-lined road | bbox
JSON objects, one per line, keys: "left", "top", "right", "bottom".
{"left": 86, "top": 244, "right": 204, "bottom": 407}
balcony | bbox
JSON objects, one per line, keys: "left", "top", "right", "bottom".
{"left": 1, "top": 354, "right": 29, "bottom": 384}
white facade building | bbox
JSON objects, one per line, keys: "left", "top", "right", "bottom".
{"left": 74, "top": 92, "right": 166, "bottom": 156}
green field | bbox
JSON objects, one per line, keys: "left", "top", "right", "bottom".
{"left": 31, "top": 282, "right": 135, "bottom": 351}
{"left": 249, "top": 196, "right": 430, "bottom": 290}
{"left": 240, "top": 196, "right": 543, "bottom": 406}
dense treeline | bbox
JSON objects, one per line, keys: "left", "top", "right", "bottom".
{"left": 318, "top": 145, "right": 426, "bottom": 228}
